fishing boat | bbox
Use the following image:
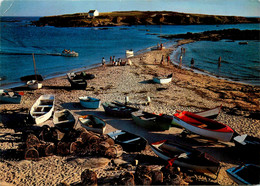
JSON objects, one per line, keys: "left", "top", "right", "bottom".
{"left": 226, "top": 164, "right": 260, "bottom": 185}
{"left": 238, "top": 41, "right": 248, "bottom": 45}
{"left": 102, "top": 102, "right": 139, "bottom": 118}
{"left": 27, "top": 80, "right": 43, "bottom": 90}
{"left": 78, "top": 115, "right": 106, "bottom": 134}
{"left": 0, "top": 89, "right": 22, "bottom": 104}
{"left": 61, "top": 49, "right": 78, "bottom": 57}
{"left": 172, "top": 111, "right": 234, "bottom": 142}
{"left": 107, "top": 130, "right": 147, "bottom": 152}
{"left": 150, "top": 140, "right": 220, "bottom": 175}
{"left": 131, "top": 110, "right": 172, "bottom": 131}
{"left": 79, "top": 96, "right": 101, "bottom": 109}
{"left": 76, "top": 72, "right": 95, "bottom": 80}
{"left": 126, "top": 49, "right": 134, "bottom": 58}
{"left": 30, "top": 95, "right": 55, "bottom": 125}
{"left": 67, "top": 73, "right": 87, "bottom": 89}
{"left": 53, "top": 109, "right": 75, "bottom": 131}
{"left": 153, "top": 73, "right": 173, "bottom": 84}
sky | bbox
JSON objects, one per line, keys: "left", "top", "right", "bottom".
{"left": 0, "top": 0, "right": 260, "bottom": 17}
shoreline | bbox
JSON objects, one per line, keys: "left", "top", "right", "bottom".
{"left": 0, "top": 42, "right": 259, "bottom": 185}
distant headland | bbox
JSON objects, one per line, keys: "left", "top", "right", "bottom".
{"left": 33, "top": 11, "right": 260, "bottom": 27}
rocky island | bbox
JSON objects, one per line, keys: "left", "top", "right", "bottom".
{"left": 33, "top": 11, "right": 260, "bottom": 27}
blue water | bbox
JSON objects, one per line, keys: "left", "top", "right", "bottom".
{"left": 0, "top": 16, "right": 259, "bottom": 88}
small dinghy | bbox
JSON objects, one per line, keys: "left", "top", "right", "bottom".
{"left": 67, "top": 73, "right": 87, "bottom": 89}
{"left": 131, "top": 110, "right": 172, "bottom": 131}
{"left": 0, "top": 89, "right": 22, "bottom": 104}
{"left": 150, "top": 140, "right": 220, "bottom": 175}
{"left": 153, "top": 73, "right": 173, "bottom": 84}
{"left": 233, "top": 134, "right": 260, "bottom": 149}
{"left": 102, "top": 102, "right": 139, "bottom": 118}
{"left": 27, "top": 80, "right": 43, "bottom": 90}
{"left": 79, "top": 96, "right": 101, "bottom": 109}
{"left": 30, "top": 95, "right": 55, "bottom": 125}
{"left": 53, "top": 109, "right": 75, "bottom": 131}
{"left": 20, "top": 74, "right": 43, "bottom": 82}
{"left": 226, "top": 164, "right": 260, "bottom": 185}
{"left": 107, "top": 130, "right": 147, "bottom": 152}
{"left": 173, "top": 111, "right": 234, "bottom": 142}
{"left": 61, "top": 49, "right": 78, "bottom": 57}
{"left": 78, "top": 115, "right": 106, "bottom": 134}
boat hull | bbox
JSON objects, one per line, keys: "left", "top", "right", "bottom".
{"left": 79, "top": 115, "right": 106, "bottom": 134}
{"left": 131, "top": 111, "right": 171, "bottom": 131}
{"left": 27, "top": 80, "right": 43, "bottom": 90}
{"left": 0, "top": 90, "right": 22, "bottom": 104}
{"left": 30, "top": 95, "right": 55, "bottom": 125}
{"left": 173, "top": 112, "right": 234, "bottom": 142}
{"left": 153, "top": 74, "right": 172, "bottom": 84}
{"left": 107, "top": 130, "right": 147, "bottom": 152}
{"left": 150, "top": 140, "right": 220, "bottom": 175}
{"left": 226, "top": 164, "right": 260, "bottom": 185}
{"left": 53, "top": 109, "right": 75, "bottom": 131}
{"left": 67, "top": 73, "right": 87, "bottom": 89}
{"left": 102, "top": 102, "right": 139, "bottom": 118}
{"left": 79, "top": 96, "right": 101, "bottom": 109}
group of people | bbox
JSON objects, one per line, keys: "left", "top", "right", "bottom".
{"left": 160, "top": 55, "right": 171, "bottom": 65}
{"left": 101, "top": 56, "right": 127, "bottom": 67}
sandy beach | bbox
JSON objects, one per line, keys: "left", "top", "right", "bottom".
{"left": 0, "top": 41, "right": 259, "bottom": 185}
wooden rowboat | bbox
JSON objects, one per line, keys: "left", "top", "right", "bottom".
{"left": 53, "top": 109, "right": 75, "bottom": 131}
{"left": 67, "top": 73, "right": 87, "bottom": 89}
{"left": 78, "top": 115, "right": 106, "bottom": 134}
{"left": 107, "top": 130, "right": 147, "bottom": 152}
{"left": 0, "top": 89, "right": 22, "bottom": 104}
{"left": 173, "top": 111, "right": 234, "bottom": 142}
{"left": 20, "top": 74, "right": 43, "bottom": 82}
{"left": 30, "top": 95, "right": 55, "bottom": 125}
{"left": 226, "top": 164, "right": 260, "bottom": 185}
{"left": 102, "top": 102, "right": 139, "bottom": 118}
{"left": 150, "top": 140, "right": 220, "bottom": 175}
{"left": 79, "top": 96, "right": 101, "bottom": 109}
{"left": 153, "top": 73, "right": 172, "bottom": 84}
{"left": 131, "top": 111, "right": 172, "bottom": 131}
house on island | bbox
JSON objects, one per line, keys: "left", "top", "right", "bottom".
{"left": 88, "top": 10, "right": 99, "bottom": 17}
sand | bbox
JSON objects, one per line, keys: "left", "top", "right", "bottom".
{"left": 0, "top": 41, "right": 259, "bottom": 185}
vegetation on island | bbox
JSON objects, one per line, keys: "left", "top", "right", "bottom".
{"left": 33, "top": 11, "right": 260, "bottom": 27}
{"left": 160, "top": 29, "right": 260, "bottom": 41}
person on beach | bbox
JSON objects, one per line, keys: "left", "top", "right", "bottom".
{"left": 218, "top": 56, "right": 221, "bottom": 67}
{"left": 160, "top": 55, "right": 164, "bottom": 65}
{"left": 102, "top": 57, "right": 106, "bottom": 67}
{"left": 160, "top": 43, "right": 163, "bottom": 50}
{"left": 167, "top": 55, "right": 170, "bottom": 65}
{"left": 191, "top": 58, "right": 194, "bottom": 67}
{"left": 110, "top": 56, "right": 112, "bottom": 64}
{"left": 112, "top": 56, "right": 116, "bottom": 66}
{"left": 179, "top": 55, "right": 183, "bottom": 66}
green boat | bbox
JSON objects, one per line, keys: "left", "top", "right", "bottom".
{"left": 131, "top": 111, "right": 172, "bottom": 131}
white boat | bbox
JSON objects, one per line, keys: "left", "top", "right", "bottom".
{"left": 53, "top": 109, "right": 75, "bottom": 131}
{"left": 30, "top": 95, "right": 55, "bottom": 125}
{"left": 27, "top": 80, "right": 43, "bottom": 90}
{"left": 0, "top": 89, "right": 22, "bottom": 104}
{"left": 172, "top": 111, "right": 234, "bottom": 142}
{"left": 61, "top": 50, "right": 78, "bottom": 57}
{"left": 153, "top": 73, "right": 173, "bottom": 84}
{"left": 126, "top": 49, "right": 134, "bottom": 58}
{"left": 78, "top": 115, "right": 106, "bottom": 134}
{"left": 79, "top": 96, "right": 101, "bottom": 109}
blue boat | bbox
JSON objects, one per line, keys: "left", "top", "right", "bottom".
{"left": 0, "top": 89, "right": 22, "bottom": 104}
{"left": 79, "top": 96, "right": 101, "bottom": 109}
{"left": 226, "top": 164, "right": 260, "bottom": 185}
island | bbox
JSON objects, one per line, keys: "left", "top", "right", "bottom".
{"left": 33, "top": 11, "right": 260, "bottom": 27}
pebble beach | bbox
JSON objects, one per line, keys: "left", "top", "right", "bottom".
{"left": 0, "top": 41, "right": 259, "bottom": 185}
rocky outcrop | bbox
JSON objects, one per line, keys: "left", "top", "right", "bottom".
{"left": 33, "top": 11, "right": 260, "bottom": 27}
{"left": 160, "top": 29, "right": 260, "bottom": 41}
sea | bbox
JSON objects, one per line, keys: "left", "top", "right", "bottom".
{"left": 0, "top": 16, "right": 259, "bottom": 88}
